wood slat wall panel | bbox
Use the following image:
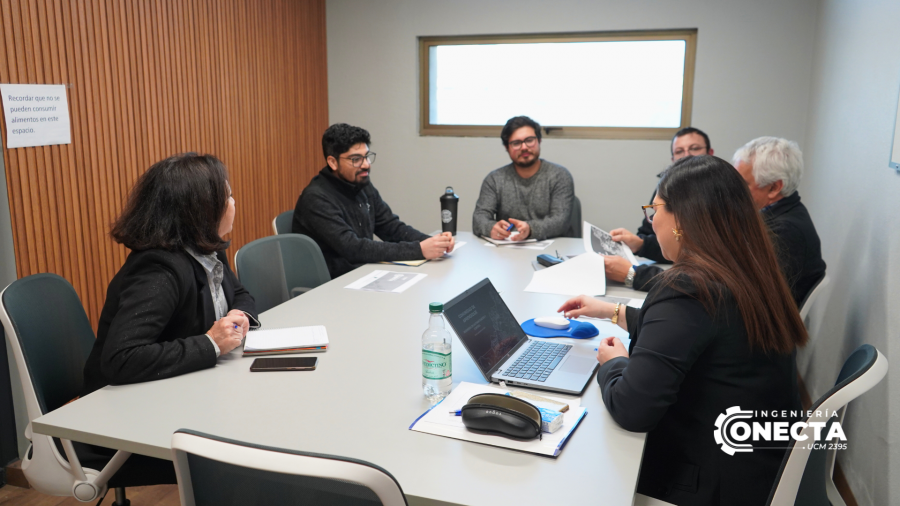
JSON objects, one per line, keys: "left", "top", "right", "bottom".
{"left": 0, "top": 0, "right": 328, "bottom": 328}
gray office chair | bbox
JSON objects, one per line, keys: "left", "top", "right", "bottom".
{"left": 172, "top": 429, "right": 408, "bottom": 506}
{"left": 272, "top": 210, "right": 294, "bottom": 235}
{"left": 766, "top": 344, "right": 888, "bottom": 506}
{"left": 234, "top": 234, "right": 331, "bottom": 313}
{"left": 566, "top": 195, "right": 582, "bottom": 238}
{"left": 0, "top": 274, "right": 132, "bottom": 504}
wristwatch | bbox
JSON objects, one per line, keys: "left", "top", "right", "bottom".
{"left": 624, "top": 266, "right": 636, "bottom": 288}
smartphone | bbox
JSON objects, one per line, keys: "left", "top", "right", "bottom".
{"left": 250, "top": 357, "right": 318, "bottom": 372}
{"left": 536, "top": 254, "right": 564, "bottom": 267}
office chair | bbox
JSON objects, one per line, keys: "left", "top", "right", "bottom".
{"left": 766, "top": 344, "right": 888, "bottom": 506}
{"left": 799, "top": 275, "right": 831, "bottom": 329}
{"left": 172, "top": 429, "right": 408, "bottom": 505}
{"left": 0, "top": 274, "right": 132, "bottom": 504}
{"left": 234, "top": 234, "right": 331, "bottom": 313}
{"left": 272, "top": 210, "right": 294, "bottom": 235}
{"left": 567, "top": 195, "right": 582, "bottom": 238}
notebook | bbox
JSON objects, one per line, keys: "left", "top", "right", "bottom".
{"left": 242, "top": 326, "right": 329, "bottom": 356}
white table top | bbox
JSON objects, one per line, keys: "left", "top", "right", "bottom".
{"left": 33, "top": 232, "right": 647, "bottom": 506}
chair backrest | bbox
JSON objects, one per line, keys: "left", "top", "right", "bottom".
{"left": 798, "top": 274, "right": 830, "bottom": 325}
{"left": 234, "top": 234, "right": 331, "bottom": 313}
{"left": 172, "top": 430, "right": 407, "bottom": 506}
{"left": 272, "top": 210, "right": 294, "bottom": 235}
{"left": 0, "top": 273, "right": 94, "bottom": 421}
{"left": 567, "top": 195, "right": 582, "bottom": 238}
{"left": 766, "top": 344, "right": 888, "bottom": 506}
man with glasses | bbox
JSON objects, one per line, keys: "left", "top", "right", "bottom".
{"left": 604, "top": 127, "right": 714, "bottom": 290}
{"left": 293, "top": 123, "right": 454, "bottom": 278}
{"left": 473, "top": 116, "right": 574, "bottom": 241}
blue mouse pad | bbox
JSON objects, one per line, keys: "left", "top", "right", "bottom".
{"left": 521, "top": 319, "right": 599, "bottom": 339}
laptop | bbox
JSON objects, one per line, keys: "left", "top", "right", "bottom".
{"left": 443, "top": 278, "right": 599, "bottom": 395}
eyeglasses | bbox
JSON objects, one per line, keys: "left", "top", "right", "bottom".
{"left": 672, "top": 145, "right": 707, "bottom": 158}
{"left": 341, "top": 152, "right": 376, "bottom": 168}
{"left": 642, "top": 203, "right": 664, "bottom": 223}
{"left": 509, "top": 136, "right": 538, "bottom": 150}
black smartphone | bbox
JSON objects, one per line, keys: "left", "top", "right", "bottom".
{"left": 250, "top": 357, "right": 318, "bottom": 372}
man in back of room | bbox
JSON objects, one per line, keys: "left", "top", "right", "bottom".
{"left": 293, "top": 123, "right": 453, "bottom": 278}
{"left": 472, "top": 116, "right": 575, "bottom": 241}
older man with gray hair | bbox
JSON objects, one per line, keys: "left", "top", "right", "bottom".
{"left": 733, "top": 136, "right": 826, "bottom": 306}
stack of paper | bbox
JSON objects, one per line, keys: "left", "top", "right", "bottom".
{"left": 409, "top": 382, "right": 586, "bottom": 457}
{"left": 524, "top": 252, "right": 606, "bottom": 296}
{"left": 242, "top": 326, "right": 329, "bottom": 356}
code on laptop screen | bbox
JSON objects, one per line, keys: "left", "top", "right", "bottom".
{"left": 444, "top": 279, "right": 528, "bottom": 375}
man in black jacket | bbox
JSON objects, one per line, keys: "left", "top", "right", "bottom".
{"left": 293, "top": 124, "right": 454, "bottom": 278}
{"left": 733, "top": 137, "right": 826, "bottom": 306}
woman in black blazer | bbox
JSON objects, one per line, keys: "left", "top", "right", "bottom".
{"left": 560, "top": 156, "right": 807, "bottom": 506}
{"left": 77, "top": 153, "right": 257, "bottom": 486}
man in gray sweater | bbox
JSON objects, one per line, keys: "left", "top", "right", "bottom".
{"left": 473, "top": 116, "right": 575, "bottom": 241}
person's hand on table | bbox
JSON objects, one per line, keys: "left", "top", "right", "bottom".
{"left": 227, "top": 309, "right": 250, "bottom": 337}
{"left": 421, "top": 233, "right": 454, "bottom": 259}
{"left": 440, "top": 231, "right": 455, "bottom": 253}
{"left": 596, "top": 336, "right": 628, "bottom": 365}
{"left": 490, "top": 220, "right": 513, "bottom": 240}
{"left": 609, "top": 228, "right": 643, "bottom": 253}
{"left": 207, "top": 313, "right": 246, "bottom": 355}
{"left": 603, "top": 255, "right": 632, "bottom": 283}
{"left": 508, "top": 218, "right": 530, "bottom": 240}
{"left": 557, "top": 295, "right": 615, "bottom": 319}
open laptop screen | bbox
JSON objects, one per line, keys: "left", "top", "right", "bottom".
{"left": 444, "top": 278, "right": 528, "bottom": 376}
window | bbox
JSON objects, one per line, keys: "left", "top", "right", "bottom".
{"left": 419, "top": 30, "right": 697, "bottom": 139}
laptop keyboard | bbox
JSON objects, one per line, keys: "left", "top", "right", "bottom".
{"left": 501, "top": 341, "right": 572, "bottom": 382}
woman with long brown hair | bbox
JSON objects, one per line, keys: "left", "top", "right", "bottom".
{"left": 559, "top": 155, "right": 807, "bottom": 506}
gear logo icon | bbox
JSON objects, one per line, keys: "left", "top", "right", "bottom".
{"left": 713, "top": 406, "right": 755, "bottom": 455}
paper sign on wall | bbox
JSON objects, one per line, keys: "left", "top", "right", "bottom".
{"left": 0, "top": 84, "right": 71, "bottom": 149}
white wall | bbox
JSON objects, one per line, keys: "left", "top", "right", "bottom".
{"left": 326, "top": 0, "right": 819, "bottom": 234}
{"left": 800, "top": 1, "right": 900, "bottom": 504}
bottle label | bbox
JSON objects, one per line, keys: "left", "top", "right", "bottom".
{"left": 441, "top": 209, "right": 453, "bottom": 223}
{"left": 422, "top": 349, "right": 452, "bottom": 380}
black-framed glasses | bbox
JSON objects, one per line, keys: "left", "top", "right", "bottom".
{"left": 642, "top": 203, "right": 664, "bottom": 223}
{"left": 509, "top": 136, "right": 538, "bottom": 150}
{"left": 341, "top": 152, "right": 376, "bottom": 168}
{"left": 672, "top": 145, "right": 707, "bottom": 158}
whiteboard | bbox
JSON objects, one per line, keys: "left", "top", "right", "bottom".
{"left": 890, "top": 82, "right": 900, "bottom": 171}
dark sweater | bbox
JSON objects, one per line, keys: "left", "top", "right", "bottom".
{"left": 630, "top": 192, "right": 826, "bottom": 307}
{"left": 293, "top": 167, "right": 430, "bottom": 278}
{"left": 82, "top": 249, "right": 257, "bottom": 396}
{"left": 600, "top": 278, "right": 800, "bottom": 506}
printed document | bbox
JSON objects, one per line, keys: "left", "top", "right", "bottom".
{"left": 345, "top": 270, "right": 427, "bottom": 293}
{"left": 524, "top": 252, "right": 606, "bottom": 296}
{"left": 583, "top": 222, "right": 638, "bottom": 264}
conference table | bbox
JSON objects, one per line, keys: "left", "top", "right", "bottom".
{"left": 33, "top": 232, "right": 649, "bottom": 506}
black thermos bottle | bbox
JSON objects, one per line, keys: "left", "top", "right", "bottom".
{"left": 440, "top": 186, "right": 459, "bottom": 235}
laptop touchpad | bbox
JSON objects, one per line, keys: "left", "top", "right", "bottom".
{"left": 560, "top": 355, "right": 597, "bottom": 375}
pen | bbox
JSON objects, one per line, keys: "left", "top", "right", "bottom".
{"left": 449, "top": 410, "right": 462, "bottom": 416}
{"left": 505, "top": 223, "right": 515, "bottom": 232}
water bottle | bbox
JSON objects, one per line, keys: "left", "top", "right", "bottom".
{"left": 440, "top": 187, "right": 459, "bottom": 236}
{"left": 422, "top": 302, "right": 452, "bottom": 404}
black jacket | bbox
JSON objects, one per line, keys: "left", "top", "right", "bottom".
{"left": 599, "top": 278, "right": 800, "bottom": 506}
{"left": 82, "top": 249, "right": 257, "bottom": 396}
{"left": 762, "top": 192, "right": 826, "bottom": 306}
{"left": 630, "top": 192, "right": 825, "bottom": 307}
{"left": 293, "top": 167, "right": 429, "bottom": 278}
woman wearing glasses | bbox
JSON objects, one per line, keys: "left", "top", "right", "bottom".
{"left": 559, "top": 156, "right": 806, "bottom": 506}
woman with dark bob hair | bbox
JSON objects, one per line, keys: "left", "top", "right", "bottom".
{"left": 82, "top": 153, "right": 257, "bottom": 396}
{"left": 559, "top": 156, "right": 807, "bottom": 506}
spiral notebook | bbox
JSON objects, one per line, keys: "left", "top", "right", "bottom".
{"left": 242, "top": 325, "right": 329, "bottom": 356}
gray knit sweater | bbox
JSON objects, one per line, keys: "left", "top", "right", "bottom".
{"left": 472, "top": 159, "right": 574, "bottom": 240}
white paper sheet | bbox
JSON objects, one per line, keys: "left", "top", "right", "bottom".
{"left": 583, "top": 222, "right": 638, "bottom": 265}
{"left": 0, "top": 84, "right": 71, "bottom": 148}
{"left": 345, "top": 270, "right": 427, "bottom": 293}
{"left": 524, "top": 252, "right": 606, "bottom": 296}
{"left": 244, "top": 326, "right": 329, "bottom": 352}
{"left": 481, "top": 233, "right": 537, "bottom": 246}
{"left": 409, "top": 382, "right": 586, "bottom": 457}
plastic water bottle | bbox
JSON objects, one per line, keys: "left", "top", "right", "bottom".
{"left": 422, "top": 302, "right": 452, "bottom": 404}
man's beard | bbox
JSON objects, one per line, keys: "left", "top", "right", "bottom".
{"left": 514, "top": 155, "right": 539, "bottom": 169}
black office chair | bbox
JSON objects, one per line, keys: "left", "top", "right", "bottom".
{"left": 272, "top": 210, "right": 294, "bottom": 235}
{"left": 0, "top": 273, "right": 132, "bottom": 504}
{"left": 234, "top": 234, "right": 331, "bottom": 313}
{"left": 172, "top": 429, "right": 408, "bottom": 505}
{"left": 766, "top": 344, "right": 888, "bottom": 505}
{"left": 566, "top": 195, "right": 582, "bottom": 238}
